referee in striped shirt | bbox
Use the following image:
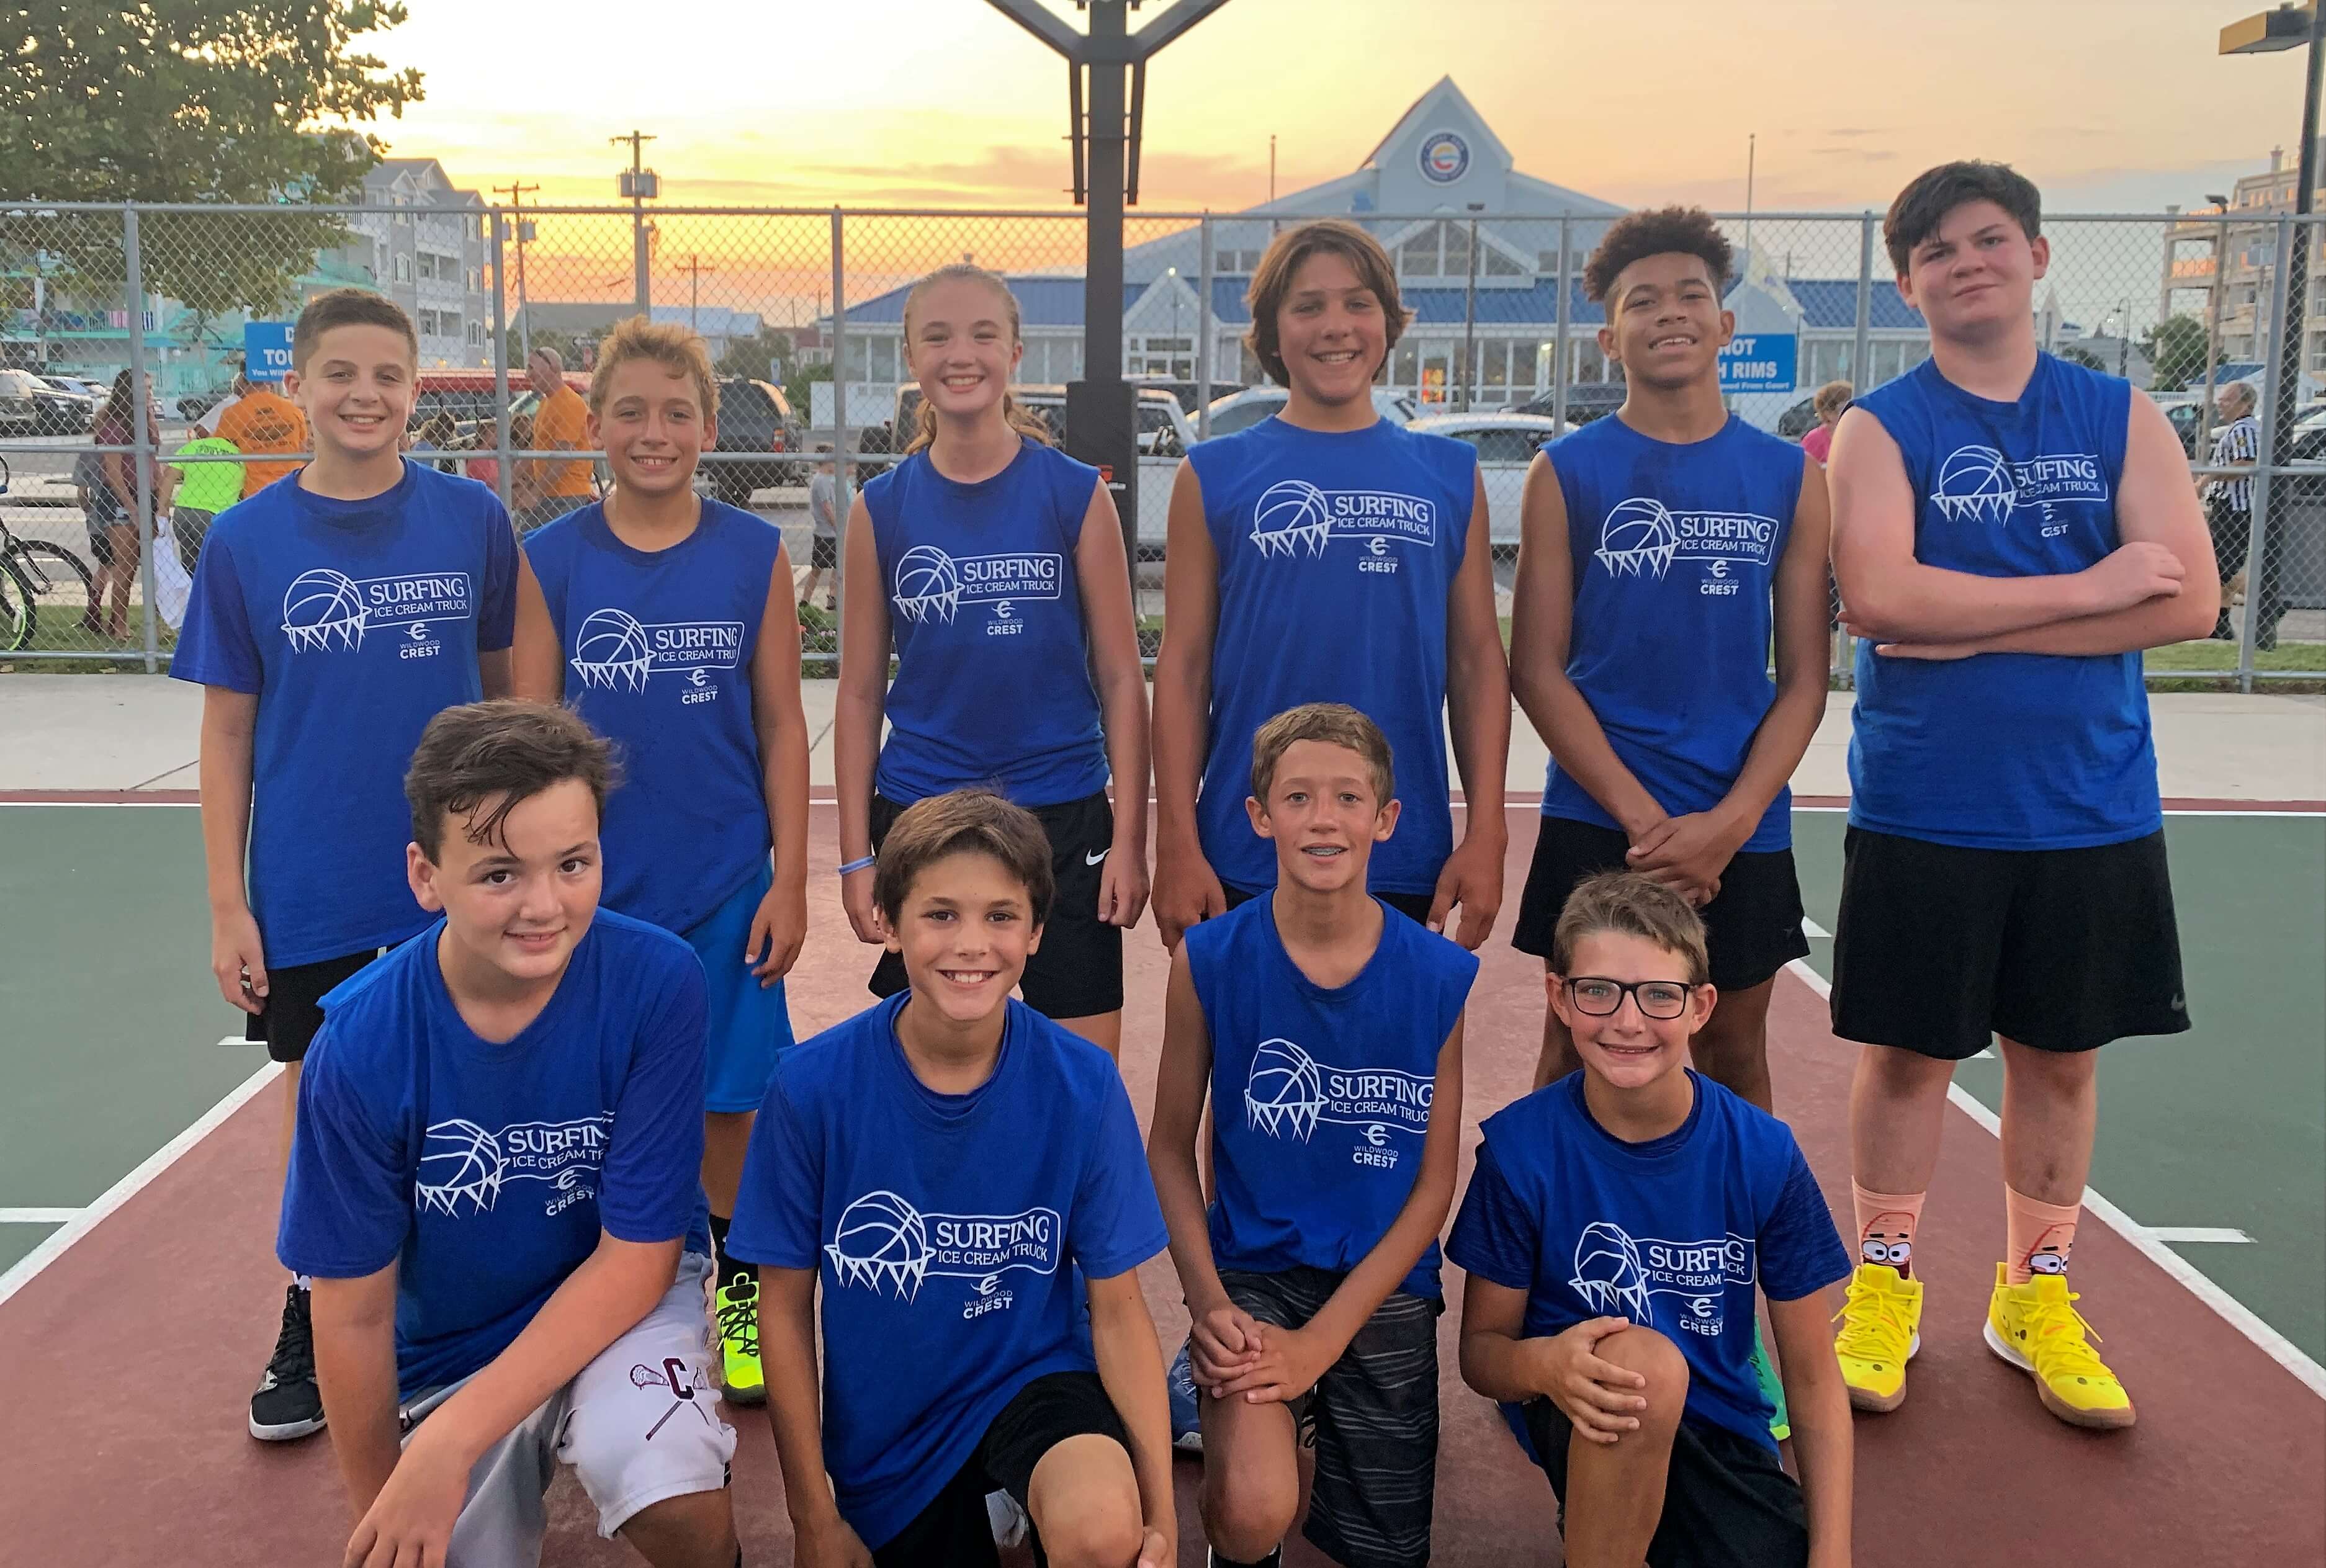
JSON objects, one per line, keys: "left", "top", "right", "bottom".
{"left": 2205, "top": 382, "right": 2263, "bottom": 642}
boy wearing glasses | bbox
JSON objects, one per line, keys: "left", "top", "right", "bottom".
{"left": 1449, "top": 872, "right": 1852, "bottom": 1568}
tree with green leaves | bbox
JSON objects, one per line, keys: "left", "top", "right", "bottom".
{"left": 2140, "top": 313, "right": 2220, "bottom": 393}
{"left": 1, "top": 3, "right": 424, "bottom": 320}
{"left": 2055, "top": 344, "right": 2106, "bottom": 372}
{"left": 714, "top": 327, "right": 795, "bottom": 383}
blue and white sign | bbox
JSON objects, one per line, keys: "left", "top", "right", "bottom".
{"left": 1418, "top": 131, "right": 1471, "bottom": 185}
{"left": 243, "top": 321, "right": 295, "bottom": 383}
{"left": 1717, "top": 333, "right": 1797, "bottom": 393}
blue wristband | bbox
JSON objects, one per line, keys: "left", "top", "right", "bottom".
{"left": 838, "top": 855, "right": 876, "bottom": 876}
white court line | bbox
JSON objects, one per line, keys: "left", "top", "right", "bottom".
{"left": 1802, "top": 915, "right": 1830, "bottom": 939}
{"left": 0, "top": 1208, "right": 81, "bottom": 1225}
{"left": 0, "top": 1060, "right": 281, "bottom": 1312}
{"left": 2146, "top": 1227, "right": 2258, "bottom": 1245}
{"left": 1782, "top": 958, "right": 2326, "bottom": 1400}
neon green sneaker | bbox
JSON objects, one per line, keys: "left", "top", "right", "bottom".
{"left": 716, "top": 1276, "right": 765, "bottom": 1406}
{"left": 1833, "top": 1262, "right": 1921, "bottom": 1413}
{"left": 1750, "top": 1318, "right": 1790, "bottom": 1441}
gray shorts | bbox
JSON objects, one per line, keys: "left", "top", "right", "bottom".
{"left": 398, "top": 1252, "right": 735, "bottom": 1566}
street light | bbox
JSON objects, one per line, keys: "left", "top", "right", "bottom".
{"left": 1165, "top": 266, "right": 1182, "bottom": 376}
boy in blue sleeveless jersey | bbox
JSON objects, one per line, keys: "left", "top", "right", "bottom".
{"left": 1450, "top": 873, "right": 1852, "bottom": 1568}
{"left": 514, "top": 317, "right": 811, "bottom": 1409}
{"left": 732, "top": 791, "right": 1175, "bottom": 1568}
{"left": 281, "top": 701, "right": 737, "bottom": 1568}
{"left": 1826, "top": 162, "right": 2214, "bottom": 1429}
{"left": 1152, "top": 219, "right": 1510, "bottom": 956}
{"left": 1150, "top": 704, "right": 1476, "bottom": 1568}
{"left": 1509, "top": 207, "right": 1832, "bottom": 1116}
{"left": 172, "top": 288, "right": 520, "bottom": 1444}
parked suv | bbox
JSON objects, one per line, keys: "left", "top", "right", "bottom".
{"left": 706, "top": 376, "right": 808, "bottom": 504}
{"left": 0, "top": 370, "right": 38, "bottom": 433}
{"left": 891, "top": 382, "right": 1193, "bottom": 458}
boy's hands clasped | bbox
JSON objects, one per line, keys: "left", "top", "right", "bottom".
{"left": 1187, "top": 1301, "right": 1335, "bottom": 1406}
{"left": 1535, "top": 1316, "right": 1651, "bottom": 1446}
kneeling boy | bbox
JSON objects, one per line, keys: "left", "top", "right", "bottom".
{"left": 281, "top": 701, "right": 737, "bottom": 1567}
{"left": 1149, "top": 703, "right": 1476, "bottom": 1568}
{"left": 1448, "top": 873, "right": 1851, "bottom": 1568}
{"left": 731, "top": 791, "right": 1175, "bottom": 1568}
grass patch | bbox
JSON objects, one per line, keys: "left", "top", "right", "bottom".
{"left": 2145, "top": 638, "right": 2326, "bottom": 673}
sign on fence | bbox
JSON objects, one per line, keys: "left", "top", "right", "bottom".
{"left": 242, "top": 322, "right": 294, "bottom": 383}
{"left": 1717, "top": 333, "right": 1798, "bottom": 393}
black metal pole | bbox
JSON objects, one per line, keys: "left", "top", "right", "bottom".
{"left": 2272, "top": 6, "right": 2324, "bottom": 477}
{"left": 1074, "top": 1, "right": 1137, "bottom": 566}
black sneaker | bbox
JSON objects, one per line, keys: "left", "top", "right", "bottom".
{"left": 249, "top": 1283, "right": 326, "bottom": 1441}
{"left": 2211, "top": 611, "right": 2235, "bottom": 642}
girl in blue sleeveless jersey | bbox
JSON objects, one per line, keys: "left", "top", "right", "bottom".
{"left": 1825, "top": 162, "right": 2216, "bottom": 1433}
{"left": 512, "top": 318, "right": 812, "bottom": 1408}
{"left": 1151, "top": 219, "right": 1510, "bottom": 956}
{"left": 835, "top": 264, "right": 1151, "bottom": 1057}
{"left": 1508, "top": 207, "right": 1833, "bottom": 1120}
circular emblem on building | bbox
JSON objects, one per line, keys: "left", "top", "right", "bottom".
{"left": 1419, "top": 131, "right": 1470, "bottom": 184}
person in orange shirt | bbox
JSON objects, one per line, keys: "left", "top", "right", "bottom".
{"left": 516, "top": 346, "right": 596, "bottom": 531}
{"left": 213, "top": 370, "right": 312, "bottom": 499}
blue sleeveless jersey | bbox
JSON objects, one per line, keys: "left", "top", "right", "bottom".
{"left": 524, "top": 500, "right": 782, "bottom": 933}
{"left": 1849, "top": 354, "right": 2157, "bottom": 849}
{"left": 864, "top": 440, "right": 1108, "bottom": 808}
{"left": 1185, "top": 418, "right": 1478, "bottom": 896}
{"left": 1544, "top": 414, "right": 1806, "bottom": 851}
{"left": 1185, "top": 895, "right": 1478, "bottom": 1300}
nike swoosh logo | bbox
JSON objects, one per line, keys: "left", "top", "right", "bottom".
{"left": 1085, "top": 848, "right": 1111, "bottom": 866}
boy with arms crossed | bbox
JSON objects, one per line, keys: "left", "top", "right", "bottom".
{"left": 1450, "top": 873, "right": 1852, "bottom": 1568}
{"left": 172, "top": 289, "right": 518, "bottom": 1443}
{"left": 282, "top": 701, "right": 737, "bottom": 1567}
{"left": 732, "top": 791, "right": 1174, "bottom": 1568}
{"left": 1149, "top": 704, "right": 1475, "bottom": 1568}
{"left": 1826, "top": 162, "right": 2212, "bottom": 1428}
{"left": 514, "top": 317, "right": 811, "bottom": 1407}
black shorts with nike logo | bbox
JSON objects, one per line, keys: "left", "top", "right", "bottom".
{"left": 868, "top": 789, "right": 1124, "bottom": 1019}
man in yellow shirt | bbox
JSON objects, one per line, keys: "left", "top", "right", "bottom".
{"left": 516, "top": 346, "right": 596, "bottom": 530}
{"left": 213, "top": 371, "right": 312, "bottom": 498}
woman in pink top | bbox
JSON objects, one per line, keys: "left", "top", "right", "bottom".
{"left": 1800, "top": 379, "right": 1851, "bottom": 465}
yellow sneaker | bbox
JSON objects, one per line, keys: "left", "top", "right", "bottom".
{"left": 1833, "top": 1263, "right": 1921, "bottom": 1412}
{"left": 1983, "top": 1265, "right": 2135, "bottom": 1430}
{"left": 716, "top": 1276, "right": 765, "bottom": 1407}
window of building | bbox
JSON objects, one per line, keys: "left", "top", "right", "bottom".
{"left": 467, "top": 321, "right": 485, "bottom": 346}
{"left": 415, "top": 310, "right": 438, "bottom": 336}
{"left": 393, "top": 253, "right": 413, "bottom": 283}
{"left": 467, "top": 267, "right": 482, "bottom": 293}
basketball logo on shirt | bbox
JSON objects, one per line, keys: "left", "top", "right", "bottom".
{"left": 413, "top": 1113, "right": 614, "bottom": 1219}
{"left": 281, "top": 567, "right": 474, "bottom": 653}
{"left": 1242, "top": 1037, "right": 1432, "bottom": 1168}
{"left": 1568, "top": 1220, "right": 1755, "bottom": 1338}
{"left": 568, "top": 606, "right": 743, "bottom": 699}
{"left": 1931, "top": 444, "right": 2106, "bottom": 527}
{"left": 891, "top": 544, "right": 1062, "bottom": 630}
{"left": 825, "top": 1189, "right": 1062, "bottom": 1317}
{"left": 1592, "top": 498, "right": 1777, "bottom": 586}
{"left": 1247, "top": 479, "right": 1437, "bottom": 568}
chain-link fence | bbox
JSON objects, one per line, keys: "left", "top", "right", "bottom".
{"left": 4, "top": 202, "right": 2320, "bottom": 683}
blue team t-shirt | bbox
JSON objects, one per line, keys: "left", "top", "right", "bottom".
{"left": 1543, "top": 414, "right": 1807, "bottom": 851}
{"left": 524, "top": 500, "right": 783, "bottom": 933}
{"left": 169, "top": 462, "right": 519, "bottom": 966}
{"left": 1848, "top": 354, "right": 2157, "bottom": 849}
{"left": 1185, "top": 418, "right": 1478, "bottom": 897}
{"left": 863, "top": 439, "right": 1109, "bottom": 808}
{"left": 1187, "top": 894, "right": 1478, "bottom": 1301}
{"left": 277, "top": 909, "right": 711, "bottom": 1399}
{"left": 1446, "top": 1071, "right": 1850, "bottom": 1451}
{"left": 727, "top": 993, "right": 1167, "bottom": 1550}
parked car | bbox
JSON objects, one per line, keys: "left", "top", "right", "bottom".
{"left": 30, "top": 375, "right": 94, "bottom": 433}
{"left": 705, "top": 376, "right": 809, "bottom": 504}
{"left": 1198, "top": 386, "right": 1418, "bottom": 439}
{"left": 1404, "top": 411, "right": 1572, "bottom": 550}
{"left": 1129, "top": 376, "right": 1247, "bottom": 414}
{"left": 892, "top": 382, "right": 1195, "bottom": 459}
{"left": 0, "top": 369, "right": 38, "bottom": 433}
{"left": 176, "top": 388, "right": 233, "bottom": 422}
{"left": 1511, "top": 380, "right": 1628, "bottom": 426}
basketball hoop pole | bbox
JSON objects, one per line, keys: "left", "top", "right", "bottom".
{"left": 986, "top": 0, "right": 1235, "bottom": 569}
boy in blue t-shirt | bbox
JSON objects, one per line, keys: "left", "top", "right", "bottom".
{"left": 730, "top": 790, "right": 1175, "bottom": 1568}
{"left": 1149, "top": 704, "right": 1476, "bottom": 1568}
{"left": 172, "top": 288, "right": 519, "bottom": 1445}
{"left": 514, "top": 316, "right": 811, "bottom": 1407}
{"left": 279, "top": 701, "right": 735, "bottom": 1568}
{"left": 1448, "top": 872, "right": 1852, "bottom": 1568}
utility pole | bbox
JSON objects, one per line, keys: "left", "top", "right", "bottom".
{"left": 611, "top": 130, "right": 658, "bottom": 316}
{"left": 678, "top": 254, "right": 717, "bottom": 334}
{"left": 1744, "top": 133, "right": 1757, "bottom": 259}
{"left": 493, "top": 181, "right": 539, "bottom": 364}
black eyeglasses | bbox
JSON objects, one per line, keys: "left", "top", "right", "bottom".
{"left": 1562, "top": 977, "right": 1697, "bottom": 1019}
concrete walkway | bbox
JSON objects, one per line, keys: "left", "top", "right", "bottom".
{"left": 4, "top": 676, "right": 2320, "bottom": 802}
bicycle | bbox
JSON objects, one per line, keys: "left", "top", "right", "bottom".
{"left": 0, "top": 454, "right": 101, "bottom": 652}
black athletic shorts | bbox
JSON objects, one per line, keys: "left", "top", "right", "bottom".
{"left": 1524, "top": 1399, "right": 1808, "bottom": 1568}
{"left": 245, "top": 948, "right": 380, "bottom": 1064}
{"left": 1830, "top": 826, "right": 2190, "bottom": 1060}
{"left": 871, "top": 1370, "right": 1127, "bottom": 1568}
{"left": 869, "top": 789, "right": 1124, "bottom": 1019}
{"left": 809, "top": 534, "right": 838, "bottom": 570}
{"left": 1194, "top": 1266, "right": 1443, "bottom": 1568}
{"left": 1222, "top": 882, "right": 1439, "bottom": 929}
{"left": 1511, "top": 815, "right": 1810, "bottom": 992}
